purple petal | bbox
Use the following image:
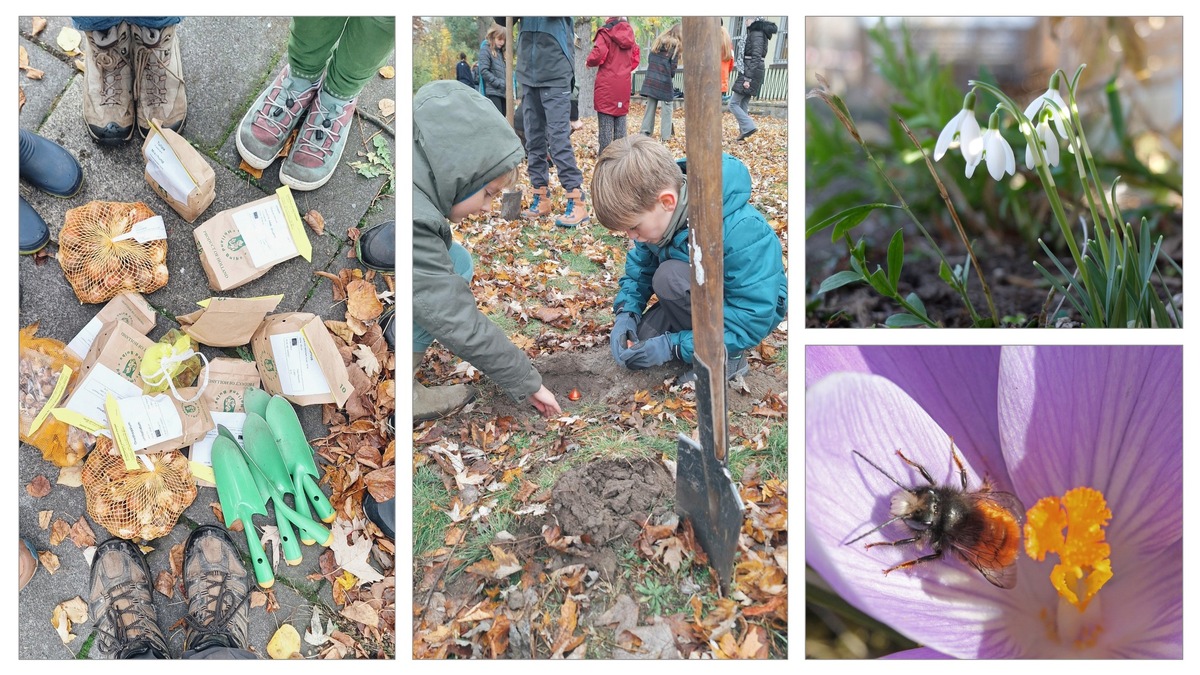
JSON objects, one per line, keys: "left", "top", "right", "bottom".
{"left": 806, "top": 347, "right": 1009, "bottom": 489}
{"left": 806, "top": 373, "right": 1022, "bottom": 657}
{"left": 998, "top": 346, "right": 1182, "bottom": 557}
{"left": 882, "top": 647, "right": 954, "bottom": 659}
{"left": 1101, "top": 540, "right": 1182, "bottom": 658}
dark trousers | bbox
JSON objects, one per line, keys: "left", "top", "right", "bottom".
{"left": 521, "top": 85, "right": 583, "bottom": 191}
{"left": 487, "top": 94, "right": 506, "bottom": 116}
{"left": 637, "top": 259, "right": 692, "bottom": 341}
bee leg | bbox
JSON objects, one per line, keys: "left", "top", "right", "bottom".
{"left": 882, "top": 550, "right": 944, "bottom": 576}
{"left": 864, "top": 535, "right": 921, "bottom": 550}
{"left": 949, "top": 439, "right": 968, "bottom": 490}
{"left": 895, "top": 450, "right": 936, "bottom": 486}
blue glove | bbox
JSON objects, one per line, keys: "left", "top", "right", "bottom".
{"left": 610, "top": 312, "right": 640, "bottom": 362}
{"left": 619, "top": 333, "right": 677, "bottom": 370}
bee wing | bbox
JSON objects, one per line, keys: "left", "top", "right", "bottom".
{"left": 952, "top": 490, "right": 1025, "bottom": 590}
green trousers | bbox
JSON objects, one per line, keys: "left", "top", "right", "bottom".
{"left": 288, "top": 16, "right": 395, "bottom": 100}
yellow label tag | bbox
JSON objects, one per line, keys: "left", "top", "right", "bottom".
{"left": 105, "top": 393, "right": 141, "bottom": 472}
{"left": 49, "top": 408, "right": 107, "bottom": 435}
{"left": 276, "top": 185, "right": 312, "bottom": 261}
{"left": 189, "top": 461, "right": 216, "bottom": 484}
{"left": 29, "top": 365, "right": 73, "bottom": 435}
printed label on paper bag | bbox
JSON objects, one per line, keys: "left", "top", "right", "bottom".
{"left": 111, "top": 215, "right": 168, "bottom": 243}
{"left": 145, "top": 131, "right": 197, "bottom": 203}
{"left": 269, "top": 331, "right": 331, "bottom": 396}
{"left": 233, "top": 200, "right": 299, "bottom": 268}
{"left": 116, "top": 395, "right": 184, "bottom": 451}
{"left": 190, "top": 412, "right": 246, "bottom": 468}
{"left": 66, "top": 317, "right": 104, "bottom": 359}
{"left": 64, "top": 364, "right": 143, "bottom": 428}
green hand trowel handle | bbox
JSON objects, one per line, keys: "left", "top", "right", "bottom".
{"left": 294, "top": 472, "right": 335, "bottom": 524}
{"left": 212, "top": 438, "right": 275, "bottom": 588}
{"left": 218, "top": 425, "right": 302, "bottom": 565}
{"left": 272, "top": 491, "right": 334, "bottom": 547}
{"left": 266, "top": 395, "right": 336, "bottom": 524}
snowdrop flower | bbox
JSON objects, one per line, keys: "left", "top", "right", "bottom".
{"left": 1025, "top": 115, "right": 1061, "bottom": 170}
{"left": 971, "top": 111, "right": 1016, "bottom": 181}
{"left": 934, "top": 91, "right": 983, "bottom": 164}
{"left": 806, "top": 346, "right": 1181, "bottom": 658}
{"left": 1023, "top": 73, "right": 1070, "bottom": 139}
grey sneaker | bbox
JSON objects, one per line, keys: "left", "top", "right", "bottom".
{"left": 235, "top": 64, "right": 320, "bottom": 170}
{"left": 279, "top": 89, "right": 356, "bottom": 191}
{"left": 132, "top": 24, "right": 187, "bottom": 136}
{"left": 181, "top": 526, "right": 251, "bottom": 654}
{"left": 81, "top": 23, "right": 134, "bottom": 145}
{"left": 88, "top": 538, "right": 170, "bottom": 659}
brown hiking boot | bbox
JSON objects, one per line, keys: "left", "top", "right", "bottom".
{"left": 132, "top": 24, "right": 187, "bottom": 136}
{"left": 88, "top": 538, "right": 170, "bottom": 659}
{"left": 522, "top": 186, "right": 551, "bottom": 219}
{"left": 413, "top": 352, "right": 475, "bottom": 421}
{"left": 181, "top": 526, "right": 251, "bottom": 655}
{"left": 81, "top": 23, "right": 134, "bottom": 145}
{"left": 555, "top": 188, "right": 590, "bottom": 228}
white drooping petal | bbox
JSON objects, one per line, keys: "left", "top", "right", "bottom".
{"left": 1043, "top": 89, "right": 1070, "bottom": 138}
{"left": 982, "top": 129, "right": 1015, "bottom": 181}
{"left": 1040, "top": 122, "right": 1060, "bottom": 167}
{"left": 1025, "top": 141, "right": 1037, "bottom": 171}
{"left": 958, "top": 113, "right": 983, "bottom": 164}
{"left": 934, "top": 109, "right": 967, "bottom": 161}
{"left": 964, "top": 154, "right": 981, "bottom": 179}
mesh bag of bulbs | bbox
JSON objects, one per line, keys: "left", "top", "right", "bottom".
{"left": 81, "top": 436, "right": 197, "bottom": 541}
{"left": 57, "top": 201, "right": 169, "bottom": 304}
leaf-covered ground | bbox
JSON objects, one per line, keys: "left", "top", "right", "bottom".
{"left": 412, "top": 102, "right": 789, "bottom": 659}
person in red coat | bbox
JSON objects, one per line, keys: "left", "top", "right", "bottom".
{"left": 587, "top": 17, "right": 640, "bottom": 155}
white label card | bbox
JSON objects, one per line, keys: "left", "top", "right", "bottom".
{"left": 66, "top": 317, "right": 104, "bottom": 359}
{"left": 144, "top": 132, "right": 197, "bottom": 203}
{"left": 116, "top": 395, "right": 184, "bottom": 451}
{"left": 233, "top": 200, "right": 299, "bottom": 267}
{"left": 64, "top": 364, "right": 143, "bottom": 427}
{"left": 111, "top": 215, "right": 167, "bottom": 243}
{"left": 269, "top": 331, "right": 331, "bottom": 396}
{"left": 190, "top": 411, "right": 246, "bottom": 468}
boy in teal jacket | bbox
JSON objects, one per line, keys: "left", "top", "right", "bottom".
{"left": 591, "top": 135, "right": 787, "bottom": 380}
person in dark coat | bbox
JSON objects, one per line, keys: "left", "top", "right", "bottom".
{"left": 638, "top": 23, "right": 681, "bottom": 142}
{"left": 455, "top": 52, "right": 475, "bottom": 88}
{"left": 586, "top": 16, "right": 640, "bottom": 154}
{"left": 478, "top": 23, "right": 508, "bottom": 114}
{"left": 729, "top": 17, "right": 777, "bottom": 141}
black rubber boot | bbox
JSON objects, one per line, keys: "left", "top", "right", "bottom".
{"left": 363, "top": 493, "right": 395, "bottom": 540}
{"left": 380, "top": 307, "right": 394, "bottom": 352}
{"left": 19, "top": 197, "right": 50, "bottom": 255}
{"left": 19, "top": 128, "right": 83, "bottom": 197}
{"left": 356, "top": 220, "right": 395, "bottom": 272}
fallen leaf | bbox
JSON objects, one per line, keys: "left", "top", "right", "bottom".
{"left": 598, "top": 594, "right": 639, "bottom": 635}
{"left": 340, "top": 600, "right": 379, "bottom": 628}
{"left": 239, "top": 159, "right": 265, "bottom": 180}
{"left": 364, "top": 465, "right": 395, "bottom": 502}
{"left": 38, "top": 550, "right": 60, "bottom": 574}
{"left": 378, "top": 98, "right": 395, "bottom": 117}
{"left": 51, "top": 598, "right": 82, "bottom": 644}
{"left": 325, "top": 320, "right": 354, "bottom": 344}
{"left": 485, "top": 612, "right": 510, "bottom": 658}
{"left": 26, "top": 475, "right": 51, "bottom": 498}
{"left": 82, "top": 546, "right": 96, "bottom": 566}
{"left": 378, "top": 65, "right": 395, "bottom": 79}
{"left": 62, "top": 596, "right": 88, "bottom": 623}
{"left": 169, "top": 542, "right": 185, "bottom": 578}
{"left": 304, "top": 210, "right": 326, "bottom": 235}
{"left": 38, "top": 510, "right": 53, "bottom": 529}
{"left": 532, "top": 306, "right": 567, "bottom": 324}
{"left": 264, "top": 587, "right": 280, "bottom": 613}
{"left": 25, "top": 68, "right": 44, "bottom": 80}
{"left": 346, "top": 279, "right": 384, "bottom": 322}
{"left": 56, "top": 27, "right": 81, "bottom": 53}
{"left": 49, "top": 519, "right": 71, "bottom": 546}
{"left": 465, "top": 545, "right": 521, "bottom": 580}
{"left": 655, "top": 536, "right": 685, "bottom": 572}
{"left": 32, "top": 17, "right": 47, "bottom": 37}
{"left": 155, "top": 570, "right": 175, "bottom": 599}
{"left": 738, "top": 624, "right": 769, "bottom": 658}
{"left": 305, "top": 606, "right": 333, "bottom": 646}
{"left": 211, "top": 502, "right": 243, "bottom": 531}
{"left": 74, "top": 58, "right": 85, "bottom": 72}
{"left": 19, "top": 45, "right": 30, "bottom": 69}
{"left": 613, "top": 621, "right": 680, "bottom": 659}
{"left": 267, "top": 623, "right": 302, "bottom": 659}
{"left": 19, "top": 86, "right": 26, "bottom": 112}
{"left": 330, "top": 519, "right": 385, "bottom": 584}
{"left": 69, "top": 516, "right": 96, "bottom": 548}
{"left": 250, "top": 591, "right": 267, "bottom": 608}
{"left": 260, "top": 525, "right": 281, "bottom": 570}
{"left": 57, "top": 465, "right": 83, "bottom": 487}
{"left": 354, "top": 343, "right": 381, "bottom": 377}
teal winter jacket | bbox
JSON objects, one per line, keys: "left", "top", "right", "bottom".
{"left": 612, "top": 154, "right": 787, "bottom": 363}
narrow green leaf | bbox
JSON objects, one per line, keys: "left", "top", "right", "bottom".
{"left": 868, "top": 268, "right": 894, "bottom": 296}
{"left": 804, "top": 203, "right": 897, "bottom": 240}
{"left": 938, "top": 259, "right": 953, "bottom": 284}
{"left": 886, "top": 229, "right": 904, "bottom": 291}
{"left": 884, "top": 313, "right": 928, "bottom": 327}
{"left": 905, "top": 292, "right": 926, "bottom": 317}
{"left": 817, "top": 270, "right": 865, "bottom": 296}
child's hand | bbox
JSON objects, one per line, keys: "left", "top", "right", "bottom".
{"left": 618, "top": 334, "right": 676, "bottom": 370}
{"left": 609, "top": 312, "right": 640, "bottom": 362}
{"left": 528, "top": 385, "right": 562, "bottom": 418}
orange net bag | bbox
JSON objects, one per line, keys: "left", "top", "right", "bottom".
{"left": 18, "top": 323, "right": 94, "bottom": 466}
{"left": 57, "top": 201, "right": 169, "bottom": 304}
{"left": 82, "top": 437, "right": 197, "bottom": 541}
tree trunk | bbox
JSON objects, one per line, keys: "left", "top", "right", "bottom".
{"left": 574, "top": 18, "right": 596, "bottom": 119}
{"left": 476, "top": 16, "right": 491, "bottom": 43}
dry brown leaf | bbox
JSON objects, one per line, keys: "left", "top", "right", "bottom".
{"left": 378, "top": 98, "right": 395, "bottom": 117}
{"left": 346, "top": 313, "right": 369, "bottom": 336}
{"left": 19, "top": 86, "right": 26, "bottom": 112}
{"left": 51, "top": 597, "right": 87, "bottom": 644}
{"left": 38, "top": 550, "right": 60, "bottom": 574}
{"left": 31, "top": 17, "right": 48, "bottom": 37}
{"left": 239, "top": 159, "right": 265, "bottom": 180}
{"left": 325, "top": 320, "right": 355, "bottom": 345}
{"left": 250, "top": 591, "right": 267, "bottom": 608}
{"left": 304, "top": 210, "right": 326, "bottom": 235}
{"left": 25, "top": 68, "right": 44, "bottom": 80}
{"left": 169, "top": 542, "right": 185, "bottom": 578}
{"left": 69, "top": 516, "right": 96, "bottom": 548}
{"left": 154, "top": 570, "right": 175, "bottom": 599}
{"left": 346, "top": 279, "right": 384, "bottom": 322}
{"left": 364, "top": 465, "right": 395, "bottom": 502}
{"left": 27, "top": 475, "right": 51, "bottom": 498}
{"left": 485, "top": 613, "right": 510, "bottom": 658}
{"left": 74, "top": 58, "right": 85, "bottom": 72}
{"left": 738, "top": 625, "right": 769, "bottom": 658}
{"left": 466, "top": 545, "right": 521, "bottom": 580}
{"left": 378, "top": 65, "right": 395, "bottom": 79}
{"left": 444, "top": 525, "right": 465, "bottom": 546}
{"left": 210, "top": 502, "right": 243, "bottom": 531}
{"left": 38, "top": 510, "right": 53, "bottom": 529}
{"left": 19, "top": 45, "right": 30, "bottom": 69}
{"left": 330, "top": 520, "right": 384, "bottom": 584}
{"left": 532, "top": 306, "right": 567, "bottom": 324}
{"left": 353, "top": 343, "right": 381, "bottom": 377}
{"left": 57, "top": 465, "right": 83, "bottom": 487}
{"left": 49, "top": 519, "right": 71, "bottom": 546}
{"left": 340, "top": 600, "right": 379, "bottom": 628}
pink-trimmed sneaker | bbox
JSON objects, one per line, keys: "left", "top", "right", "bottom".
{"left": 235, "top": 64, "right": 320, "bottom": 170}
{"left": 279, "top": 88, "right": 356, "bottom": 191}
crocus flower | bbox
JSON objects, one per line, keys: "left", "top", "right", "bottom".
{"left": 1023, "top": 73, "right": 1070, "bottom": 139}
{"left": 973, "top": 111, "right": 1016, "bottom": 181}
{"left": 934, "top": 92, "right": 983, "bottom": 164}
{"left": 806, "top": 346, "right": 1181, "bottom": 658}
{"left": 1025, "top": 118, "right": 1061, "bottom": 170}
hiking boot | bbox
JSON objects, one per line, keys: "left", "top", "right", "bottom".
{"left": 19, "top": 538, "right": 37, "bottom": 591}
{"left": 81, "top": 23, "right": 134, "bottom": 145}
{"left": 235, "top": 64, "right": 321, "bottom": 170}
{"left": 19, "top": 197, "right": 51, "bottom": 255}
{"left": 356, "top": 220, "right": 395, "bottom": 272}
{"left": 19, "top": 129, "right": 84, "bottom": 197}
{"left": 522, "top": 186, "right": 551, "bottom": 219}
{"left": 676, "top": 351, "right": 749, "bottom": 387}
{"left": 279, "top": 88, "right": 356, "bottom": 191}
{"left": 413, "top": 352, "right": 475, "bottom": 421}
{"left": 181, "top": 526, "right": 251, "bottom": 654}
{"left": 555, "top": 188, "right": 590, "bottom": 228}
{"left": 88, "top": 538, "right": 170, "bottom": 659}
{"left": 132, "top": 24, "right": 187, "bottom": 137}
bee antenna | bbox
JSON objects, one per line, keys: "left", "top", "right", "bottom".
{"left": 845, "top": 514, "right": 906, "bottom": 545}
{"left": 851, "top": 450, "right": 916, "bottom": 494}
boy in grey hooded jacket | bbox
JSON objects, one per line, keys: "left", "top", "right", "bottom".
{"left": 413, "top": 81, "right": 562, "bottom": 419}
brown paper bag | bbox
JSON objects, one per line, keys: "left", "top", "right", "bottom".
{"left": 111, "top": 392, "right": 214, "bottom": 455}
{"left": 58, "top": 321, "right": 155, "bottom": 433}
{"left": 65, "top": 292, "right": 157, "bottom": 361}
{"left": 193, "top": 186, "right": 311, "bottom": 291}
{"left": 251, "top": 312, "right": 352, "bottom": 407}
{"left": 177, "top": 295, "right": 283, "bottom": 347}
{"left": 183, "top": 359, "right": 262, "bottom": 487}
{"left": 142, "top": 120, "right": 216, "bottom": 223}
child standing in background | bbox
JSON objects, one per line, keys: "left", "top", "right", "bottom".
{"left": 586, "top": 17, "right": 640, "bottom": 155}
{"left": 638, "top": 23, "right": 681, "bottom": 142}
